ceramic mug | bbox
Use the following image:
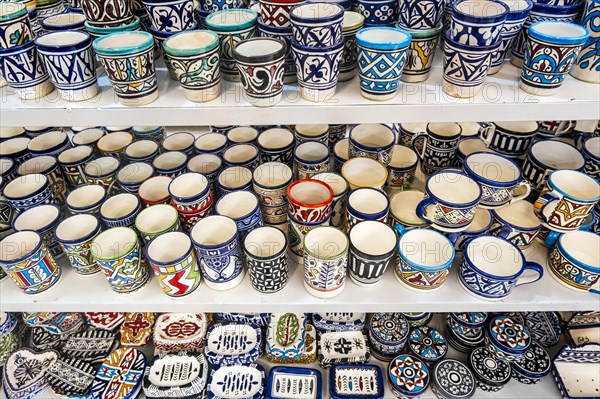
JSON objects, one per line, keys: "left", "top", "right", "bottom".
{"left": 146, "top": 231, "right": 202, "bottom": 297}
{"left": 257, "top": 127, "right": 295, "bottom": 165}
{"left": 252, "top": 161, "right": 293, "bottom": 225}
{"left": 227, "top": 126, "right": 259, "bottom": 145}
{"left": 348, "top": 124, "right": 395, "bottom": 165}
{"left": 449, "top": 0, "right": 509, "bottom": 44}
{"left": 294, "top": 124, "right": 329, "bottom": 144}
{"left": 386, "top": 144, "right": 418, "bottom": 189}
{"left": 91, "top": 226, "right": 151, "bottom": 294}
{"left": 340, "top": 11, "right": 364, "bottom": 81}
{"left": 582, "top": 136, "right": 600, "bottom": 180}
{"left": 293, "top": 141, "right": 330, "bottom": 180}
{"left": 288, "top": 212, "right": 331, "bottom": 257}
{"left": 161, "top": 132, "right": 196, "bottom": 157}
{"left": 3, "top": 173, "right": 57, "bottom": 213}
{"left": 356, "top": 27, "right": 412, "bottom": 100}
{"left": 138, "top": 175, "right": 172, "bottom": 206}
{"left": 54, "top": 213, "right": 101, "bottom": 276}
{"left": 417, "top": 170, "right": 483, "bottom": 232}
{"left": 412, "top": 122, "right": 462, "bottom": 175}
{"left": 533, "top": 169, "right": 600, "bottom": 232}
{"left": 289, "top": 3, "right": 344, "bottom": 47}
{"left": 303, "top": 226, "right": 348, "bottom": 298}
{"left": 397, "top": 0, "right": 444, "bottom": 29}
{"left": 117, "top": 162, "right": 154, "bottom": 194}
{"left": 333, "top": 138, "right": 349, "bottom": 172}
{"left": 28, "top": 130, "right": 71, "bottom": 158}
{"left": 97, "top": 131, "right": 133, "bottom": 162}
{"left": 39, "top": 12, "right": 87, "bottom": 31}
{"left": 341, "top": 156, "right": 388, "bottom": 190}
{"left": 287, "top": 178, "right": 333, "bottom": 223}
{"left": 243, "top": 226, "right": 289, "bottom": 293}
{"left": 389, "top": 190, "right": 429, "bottom": 229}
{"left": 447, "top": 207, "right": 493, "bottom": 250}
{"left": 463, "top": 152, "right": 531, "bottom": 209}
{"left": 489, "top": 200, "right": 541, "bottom": 248}
{"left": 348, "top": 220, "right": 397, "bottom": 286}
{"left": 12, "top": 203, "right": 63, "bottom": 259}
{"left": 401, "top": 23, "right": 443, "bottom": 83}
{"left": 394, "top": 225, "right": 455, "bottom": 291}
{"left": 478, "top": 121, "right": 538, "bottom": 158}
{"left": 17, "top": 155, "right": 67, "bottom": 204}
{"left": 548, "top": 230, "right": 599, "bottom": 294}
{"left": 459, "top": 235, "right": 543, "bottom": 300}
{"left": 346, "top": 187, "right": 389, "bottom": 230}
{"left": 72, "top": 127, "right": 105, "bottom": 150}
{"left": 0, "top": 230, "right": 61, "bottom": 294}
{"left": 311, "top": 171, "right": 348, "bottom": 228}
{"left": 132, "top": 125, "right": 166, "bottom": 141}
{"left": 217, "top": 166, "right": 253, "bottom": 196}
{"left": 99, "top": 193, "right": 142, "bottom": 229}
{"left": 357, "top": 0, "right": 398, "bottom": 26}
{"left": 195, "top": 133, "right": 228, "bottom": 156}
{"left": 223, "top": 144, "right": 260, "bottom": 170}
{"left": 169, "top": 172, "right": 214, "bottom": 230}
{"left": 0, "top": 40, "right": 54, "bottom": 100}
{"left": 124, "top": 140, "right": 160, "bottom": 164}
{"left": 0, "top": 2, "right": 33, "bottom": 49}
{"left": 152, "top": 151, "right": 188, "bottom": 178}
{"left": 80, "top": 0, "right": 131, "bottom": 26}
{"left": 570, "top": 0, "right": 600, "bottom": 83}
{"left": 1, "top": 137, "right": 31, "bottom": 163}
{"left": 187, "top": 153, "right": 223, "bottom": 185}
{"left": 83, "top": 156, "right": 120, "bottom": 194}
{"left": 190, "top": 215, "right": 244, "bottom": 291}
{"left": 142, "top": 0, "right": 195, "bottom": 32}
{"left": 66, "top": 184, "right": 106, "bottom": 215}
{"left": 57, "top": 145, "right": 94, "bottom": 188}
{"left": 257, "top": 18, "right": 297, "bottom": 84}
{"left": 216, "top": 190, "right": 263, "bottom": 240}
{"left": 135, "top": 203, "right": 181, "bottom": 244}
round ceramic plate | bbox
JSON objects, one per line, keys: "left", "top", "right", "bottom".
{"left": 369, "top": 313, "right": 409, "bottom": 345}
{"left": 511, "top": 342, "right": 551, "bottom": 382}
{"left": 408, "top": 326, "right": 448, "bottom": 364}
{"left": 469, "top": 347, "right": 511, "bottom": 388}
{"left": 432, "top": 359, "right": 476, "bottom": 399}
{"left": 523, "top": 311, "right": 562, "bottom": 347}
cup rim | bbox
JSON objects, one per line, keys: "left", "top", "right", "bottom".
{"left": 547, "top": 169, "right": 600, "bottom": 203}
{"left": 452, "top": 0, "right": 510, "bottom": 22}
{"left": 233, "top": 37, "right": 287, "bottom": 64}
{"left": 34, "top": 29, "right": 91, "bottom": 51}
{"left": 463, "top": 151, "right": 523, "bottom": 187}
{"left": 290, "top": 2, "right": 345, "bottom": 23}
{"left": 145, "top": 231, "right": 193, "bottom": 267}
{"left": 92, "top": 30, "right": 153, "bottom": 56}
{"left": 356, "top": 27, "right": 412, "bottom": 50}
{"left": 134, "top": 203, "right": 179, "bottom": 234}
{"left": 463, "top": 234, "right": 526, "bottom": 280}
{"left": 243, "top": 225, "right": 288, "bottom": 260}
{"left": 0, "top": 230, "right": 43, "bottom": 265}
{"left": 54, "top": 213, "right": 100, "bottom": 244}
{"left": 397, "top": 227, "right": 455, "bottom": 271}
{"left": 303, "top": 225, "right": 348, "bottom": 260}
{"left": 528, "top": 20, "right": 590, "bottom": 45}
{"left": 205, "top": 9, "right": 258, "bottom": 32}
{"left": 91, "top": 227, "right": 138, "bottom": 260}
{"left": 163, "top": 29, "right": 220, "bottom": 57}
{"left": 12, "top": 203, "right": 61, "bottom": 232}
{"left": 287, "top": 179, "right": 334, "bottom": 209}
{"left": 425, "top": 170, "right": 482, "bottom": 207}
{"left": 556, "top": 230, "right": 600, "bottom": 273}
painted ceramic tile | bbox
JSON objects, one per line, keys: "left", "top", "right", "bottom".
{"left": 318, "top": 331, "right": 370, "bottom": 368}
{"left": 143, "top": 352, "right": 209, "bottom": 398}
{"left": 215, "top": 313, "right": 271, "bottom": 327}
{"left": 266, "top": 313, "right": 308, "bottom": 361}
{"left": 85, "top": 312, "right": 125, "bottom": 332}
{"left": 46, "top": 357, "right": 95, "bottom": 397}
{"left": 120, "top": 312, "right": 156, "bottom": 347}
{"left": 566, "top": 311, "right": 600, "bottom": 346}
{"left": 267, "top": 366, "right": 322, "bottom": 399}
{"left": 3, "top": 348, "right": 59, "bottom": 399}
{"left": 552, "top": 344, "right": 600, "bottom": 399}
{"left": 91, "top": 348, "right": 147, "bottom": 399}
{"left": 62, "top": 330, "right": 119, "bottom": 363}
{"left": 207, "top": 363, "right": 265, "bottom": 399}
{"left": 205, "top": 322, "right": 262, "bottom": 366}
{"left": 154, "top": 313, "right": 208, "bottom": 353}
{"left": 330, "top": 364, "right": 384, "bottom": 399}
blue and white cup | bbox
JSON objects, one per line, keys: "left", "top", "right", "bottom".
{"left": 478, "top": 121, "right": 538, "bottom": 158}
{"left": 12, "top": 203, "right": 63, "bottom": 259}
{"left": 489, "top": 200, "right": 541, "bottom": 248}
{"left": 58, "top": 145, "right": 94, "bottom": 188}
{"left": 142, "top": 0, "right": 195, "bottom": 31}
{"left": 17, "top": 155, "right": 68, "bottom": 204}
{"left": 417, "top": 170, "right": 482, "bottom": 232}
{"left": 356, "top": 26, "right": 411, "bottom": 101}
{"left": 194, "top": 132, "right": 228, "bottom": 156}
{"left": 548, "top": 230, "right": 599, "bottom": 295}
{"left": 99, "top": 193, "right": 142, "bottom": 229}
{"left": 216, "top": 190, "right": 263, "bottom": 241}
{"left": 570, "top": 0, "right": 600, "bottom": 83}
{"left": 348, "top": 123, "right": 395, "bottom": 165}
{"left": 582, "top": 136, "right": 600, "bottom": 181}
{"left": 290, "top": 2, "right": 344, "bottom": 46}
{"left": 397, "top": 0, "right": 445, "bottom": 29}
{"left": 257, "top": 18, "right": 297, "bottom": 84}
{"left": 39, "top": 12, "right": 87, "bottom": 31}
{"left": 217, "top": 166, "right": 253, "bottom": 196}
{"left": 191, "top": 215, "right": 244, "bottom": 291}
{"left": 449, "top": 0, "right": 509, "bottom": 46}
{"left": 223, "top": 144, "right": 260, "bottom": 170}
{"left": 386, "top": 144, "right": 418, "bottom": 189}
{"left": 35, "top": 30, "right": 98, "bottom": 101}
{"left": 293, "top": 140, "right": 330, "bottom": 180}
{"left": 340, "top": 11, "right": 364, "bottom": 81}
{"left": 0, "top": 39, "right": 54, "bottom": 99}
{"left": 124, "top": 140, "right": 160, "bottom": 164}
{"left": 459, "top": 235, "right": 543, "bottom": 301}
{"left": 447, "top": 207, "right": 493, "bottom": 250}
{"left": 463, "top": 152, "right": 531, "bottom": 209}
{"left": 346, "top": 187, "right": 389, "bottom": 231}
{"left": 348, "top": 220, "right": 397, "bottom": 286}
{"left": 66, "top": 184, "right": 106, "bottom": 215}
{"left": 291, "top": 38, "right": 344, "bottom": 102}
{"left": 521, "top": 21, "right": 590, "bottom": 95}
{"left": 257, "top": 128, "right": 295, "bottom": 166}
{"left": 357, "top": 0, "right": 398, "bottom": 26}
{"left": 3, "top": 173, "right": 57, "bottom": 213}
{"left": 187, "top": 153, "right": 223, "bottom": 186}
{"left": 401, "top": 23, "right": 444, "bottom": 83}
{"left": 28, "top": 130, "right": 71, "bottom": 158}
{"left": 412, "top": 122, "right": 462, "bottom": 175}
{"left": 153, "top": 151, "right": 188, "bottom": 178}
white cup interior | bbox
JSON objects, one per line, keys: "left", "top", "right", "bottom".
{"left": 224, "top": 144, "right": 258, "bottom": 164}
{"left": 342, "top": 157, "right": 387, "bottom": 187}
{"left": 304, "top": 226, "right": 348, "bottom": 258}
{"left": 455, "top": 0, "right": 507, "bottom": 17}
{"left": 428, "top": 122, "right": 461, "bottom": 137}
{"left": 125, "top": 140, "right": 158, "bottom": 158}
{"left": 295, "top": 124, "right": 328, "bottom": 138}
{"left": 217, "top": 191, "right": 257, "bottom": 219}
{"left": 147, "top": 231, "right": 190, "bottom": 263}
{"left": 560, "top": 231, "right": 599, "bottom": 269}
{"left": 350, "top": 220, "right": 396, "bottom": 256}
{"left": 466, "top": 208, "right": 491, "bottom": 232}
{"left": 459, "top": 138, "right": 490, "bottom": 157}
{"left": 530, "top": 140, "right": 584, "bottom": 169}
{"left": 401, "top": 123, "right": 426, "bottom": 134}
{"left": 58, "top": 145, "right": 93, "bottom": 163}
{"left": 244, "top": 226, "right": 286, "bottom": 257}
{"left": 494, "top": 121, "right": 538, "bottom": 133}
{"left": 532, "top": 21, "right": 588, "bottom": 38}
{"left": 389, "top": 145, "right": 418, "bottom": 168}
{"left": 85, "top": 157, "right": 120, "bottom": 177}
{"left": 191, "top": 215, "right": 237, "bottom": 245}
{"left": 550, "top": 170, "right": 600, "bottom": 201}
{"left": 258, "top": 128, "right": 294, "bottom": 149}
{"left": 55, "top": 214, "right": 98, "bottom": 242}
{"left": 1, "top": 158, "right": 14, "bottom": 174}
{"left": 28, "top": 130, "right": 66, "bottom": 151}
{"left": 92, "top": 227, "right": 137, "bottom": 259}
{"left": 14, "top": 204, "right": 59, "bottom": 231}
{"left": 494, "top": 201, "right": 540, "bottom": 229}
{"left": 188, "top": 154, "right": 222, "bottom": 174}
{"left": 36, "top": 30, "right": 88, "bottom": 47}
{"left": 351, "top": 124, "right": 395, "bottom": 148}
{"left": 295, "top": 141, "right": 329, "bottom": 161}
{"left": 136, "top": 204, "right": 178, "bottom": 233}
{"left": 153, "top": 151, "right": 187, "bottom": 170}
{"left": 0, "top": 231, "right": 40, "bottom": 262}
{"left": 166, "top": 31, "right": 216, "bottom": 50}
{"left": 1, "top": 137, "right": 29, "bottom": 155}
{"left": 289, "top": 180, "right": 331, "bottom": 205}
{"left": 358, "top": 28, "right": 410, "bottom": 44}
{"left": 67, "top": 184, "right": 105, "bottom": 208}
{"left": 334, "top": 138, "right": 349, "bottom": 159}
{"left": 0, "top": 2, "right": 24, "bottom": 17}
{"left": 218, "top": 166, "right": 252, "bottom": 189}
{"left": 348, "top": 188, "right": 388, "bottom": 214}
{"left": 311, "top": 172, "right": 347, "bottom": 196}
{"left": 428, "top": 172, "right": 481, "bottom": 204}
{"left": 253, "top": 162, "right": 292, "bottom": 187}
{"left": 195, "top": 133, "right": 227, "bottom": 151}
{"left": 400, "top": 229, "right": 453, "bottom": 269}
{"left": 236, "top": 38, "right": 284, "bottom": 57}
{"left": 466, "top": 153, "right": 521, "bottom": 183}
{"left": 4, "top": 174, "right": 47, "bottom": 198}
{"left": 95, "top": 32, "right": 149, "bottom": 51}
{"left": 43, "top": 12, "right": 86, "bottom": 26}
{"left": 117, "top": 163, "right": 153, "bottom": 183}
{"left": 228, "top": 126, "right": 258, "bottom": 143}
{"left": 100, "top": 193, "right": 139, "bottom": 219}
{"left": 18, "top": 155, "right": 56, "bottom": 175}
{"left": 139, "top": 176, "right": 172, "bottom": 201}
{"left": 292, "top": 3, "right": 342, "bottom": 19}
{"left": 163, "top": 132, "right": 195, "bottom": 151}
{"left": 390, "top": 190, "right": 425, "bottom": 224}
{"left": 73, "top": 128, "right": 104, "bottom": 145}
{"left": 169, "top": 173, "right": 209, "bottom": 199}
{"left": 458, "top": 122, "right": 481, "bottom": 136}
{"left": 498, "top": 0, "right": 531, "bottom": 11}
{"left": 584, "top": 137, "right": 600, "bottom": 159}
{"left": 465, "top": 236, "right": 522, "bottom": 276}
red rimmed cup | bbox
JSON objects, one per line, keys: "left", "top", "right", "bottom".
{"left": 138, "top": 175, "right": 173, "bottom": 206}
{"left": 287, "top": 179, "right": 333, "bottom": 224}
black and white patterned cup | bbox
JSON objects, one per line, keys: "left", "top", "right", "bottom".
{"left": 348, "top": 220, "right": 397, "bottom": 286}
{"left": 479, "top": 121, "right": 538, "bottom": 158}
{"left": 244, "top": 226, "right": 289, "bottom": 293}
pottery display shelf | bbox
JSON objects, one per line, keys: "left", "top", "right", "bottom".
{"left": 1, "top": 53, "right": 599, "bottom": 127}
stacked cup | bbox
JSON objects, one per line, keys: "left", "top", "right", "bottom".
{"left": 442, "top": 0, "right": 508, "bottom": 98}
{"left": 290, "top": 2, "right": 345, "bottom": 102}
{"left": 571, "top": 0, "right": 600, "bottom": 83}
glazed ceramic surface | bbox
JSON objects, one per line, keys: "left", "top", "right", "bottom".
{"left": 469, "top": 346, "right": 511, "bottom": 392}
{"left": 449, "top": 0, "right": 509, "bottom": 46}
{"left": 329, "top": 364, "right": 384, "bottom": 399}
{"left": 46, "top": 357, "right": 95, "bottom": 397}
{"left": 318, "top": 331, "right": 370, "bottom": 367}
{"left": 62, "top": 330, "right": 118, "bottom": 362}
{"left": 244, "top": 226, "right": 289, "bottom": 293}
{"left": 348, "top": 124, "right": 395, "bottom": 165}
{"left": 312, "top": 313, "right": 366, "bottom": 331}
{"left": 207, "top": 363, "right": 265, "bottom": 399}
{"left": 485, "top": 315, "right": 532, "bottom": 362}
{"left": 302, "top": 226, "right": 348, "bottom": 298}
{"left": 431, "top": 359, "right": 476, "bottom": 399}
{"left": 267, "top": 366, "right": 322, "bottom": 399}
{"left": 368, "top": 313, "right": 409, "bottom": 360}
{"left": 408, "top": 326, "right": 447, "bottom": 364}
{"left": 143, "top": 352, "right": 209, "bottom": 398}
{"left": 0, "top": 40, "right": 54, "bottom": 100}
{"left": 552, "top": 344, "right": 600, "bottom": 399}
{"left": 3, "top": 348, "right": 59, "bottom": 399}
{"left": 511, "top": 342, "right": 551, "bottom": 384}
{"left": 153, "top": 313, "right": 208, "bottom": 353}
{"left": 120, "top": 312, "right": 155, "bottom": 347}
{"left": 91, "top": 348, "right": 146, "bottom": 399}
{"left": 388, "top": 355, "right": 429, "bottom": 398}
{"left": 348, "top": 220, "right": 396, "bottom": 285}
{"left": 205, "top": 322, "right": 261, "bottom": 366}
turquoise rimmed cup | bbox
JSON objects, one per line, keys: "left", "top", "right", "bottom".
{"left": 356, "top": 26, "right": 412, "bottom": 100}
{"left": 401, "top": 23, "right": 443, "bottom": 83}
{"left": 93, "top": 31, "right": 158, "bottom": 106}
{"left": 84, "top": 15, "right": 141, "bottom": 40}
{"left": 0, "top": 2, "right": 33, "bottom": 49}
{"left": 205, "top": 8, "right": 258, "bottom": 81}
{"left": 162, "top": 29, "right": 221, "bottom": 102}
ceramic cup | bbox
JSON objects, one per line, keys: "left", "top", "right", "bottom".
{"left": 217, "top": 166, "right": 253, "bottom": 195}
{"left": 99, "top": 192, "right": 142, "bottom": 229}
{"left": 349, "top": 220, "right": 397, "bottom": 286}
{"left": 257, "top": 127, "right": 295, "bottom": 165}
{"left": 194, "top": 133, "right": 228, "bottom": 156}
{"left": 259, "top": 0, "right": 305, "bottom": 28}
{"left": 394, "top": 225, "right": 454, "bottom": 291}
{"left": 160, "top": 132, "right": 196, "bottom": 158}
{"left": 17, "top": 155, "right": 67, "bottom": 204}
{"left": 582, "top": 136, "right": 600, "bottom": 181}
{"left": 39, "top": 12, "right": 87, "bottom": 31}
{"left": 287, "top": 178, "right": 333, "bottom": 223}
{"left": 333, "top": 137, "right": 349, "bottom": 172}
{"left": 227, "top": 126, "right": 259, "bottom": 145}
{"left": 386, "top": 144, "right": 418, "bottom": 189}
{"left": 187, "top": 153, "right": 223, "bottom": 185}
{"left": 459, "top": 235, "right": 543, "bottom": 300}
{"left": 311, "top": 171, "right": 349, "bottom": 228}
{"left": 91, "top": 226, "right": 151, "bottom": 294}
{"left": 357, "top": 0, "right": 398, "bottom": 26}
{"left": 570, "top": 0, "right": 600, "bottom": 83}
{"left": 447, "top": 207, "right": 493, "bottom": 250}
{"left": 28, "top": 130, "right": 71, "bottom": 158}
{"left": 0, "top": 136, "right": 31, "bottom": 163}
{"left": 397, "top": 0, "right": 444, "bottom": 29}
{"left": 116, "top": 163, "right": 154, "bottom": 195}
{"left": 417, "top": 170, "right": 482, "bottom": 232}
{"left": 289, "top": 2, "right": 345, "bottom": 47}
{"left": 303, "top": 225, "right": 348, "bottom": 298}
{"left": 346, "top": 187, "right": 389, "bottom": 230}
{"left": 80, "top": 0, "right": 131, "bottom": 26}
{"left": 548, "top": 230, "right": 599, "bottom": 294}
{"left": 146, "top": 231, "right": 202, "bottom": 297}
{"left": 162, "top": 29, "right": 222, "bottom": 102}
{"left": 257, "top": 18, "right": 297, "bottom": 83}
{"left": 35, "top": 30, "right": 99, "bottom": 101}
{"left": 169, "top": 172, "right": 214, "bottom": 230}
{"left": 138, "top": 175, "right": 172, "bottom": 206}
{"left": 341, "top": 156, "right": 388, "bottom": 190}
{"left": 348, "top": 123, "right": 396, "bottom": 165}
{"left": 57, "top": 145, "right": 94, "bottom": 188}
{"left": 243, "top": 226, "right": 289, "bottom": 293}
{"left": 142, "top": 0, "right": 195, "bottom": 31}
{"left": 356, "top": 26, "right": 412, "bottom": 100}
{"left": 449, "top": 0, "right": 509, "bottom": 46}
{"left": 521, "top": 140, "right": 585, "bottom": 192}
{"left": 0, "top": 40, "right": 54, "bottom": 99}
{"left": 132, "top": 125, "right": 166, "bottom": 141}
{"left": 223, "top": 144, "right": 260, "bottom": 169}
{"left": 489, "top": 200, "right": 540, "bottom": 248}
{"left": 252, "top": 161, "right": 293, "bottom": 225}
{"left": 293, "top": 141, "right": 330, "bottom": 180}
{"left": 93, "top": 31, "right": 158, "bottom": 106}
{"left": 294, "top": 124, "right": 329, "bottom": 144}
{"left": 291, "top": 38, "right": 344, "bottom": 102}
{"left": 12, "top": 203, "right": 63, "bottom": 259}
{"left": 0, "top": 230, "right": 61, "bottom": 294}
{"left": 412, "top": 122, "right": 462, "bottom": 175}
{"left": 0, "top": 2, "right": 33, "bottom": 49}
{"left": 152, "top": 151, "right": 188, "bottom": 178}
{"left": 3, "top": 173, "right": 56, "bottom": 213}
{"left": 389, "top": 190, "right": 429, "bottom": 229}
{"left": 54, "top": 213, "right": 101, "bottom": 276}
{"left": 97, "top": 131, "right": 133, "bottom": 162}
{"left": 216, "top": 190, "right": 263, "bottom": 240}
{"left": 72, "top": 127, "right": 105, "bottom": 150}
{"left": 83, "top": 156, "right": 120, "bottom": 194}
{"left": 288, "top": 212, "right": 331, "bottom": 257}
{"left": 134, "top": 203, "right": 181, "bottom": 244}
{"left": 463, "top": 152, "right": 531, "bottom": 209}
{"left": 401, "top": 23, "right": 443, "bottom": 82}
{"left": 199, "top": 0, "right": 244, "bottom": 12}
{"left": 66, "top": 183, "right": 106, "bottom": 215}
{"left": 340, "top": 11, "right": 364, "bottom": 81}
{"left": 478, "top": 121, "right": 538, "bottom": 158}
{"left": 191, "top": 215, "right": 244, "bottom": 290}
{"left": 205, "top": 9, "right": 258, "bottom": 81}
{"left": 533, "top": 169, "right": 600, "bottom": 232}
{"left": 521, "top": 21, "right": 589, "bottom": 95}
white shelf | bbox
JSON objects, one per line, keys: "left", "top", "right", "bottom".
{"left": 2, "top": 240, "right": 599, "bottom": 313}
{"left": 1, "top": 54, "right": 599, "bottom": 126}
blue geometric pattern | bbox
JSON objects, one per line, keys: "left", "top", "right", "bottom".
{"left": 292, "top": 24, "right": 343, "bottom": 47}
{"left": 292, "top": 42, "right": 343, "bottom": 91}
{"left": 38, "top": 43, "right": 97, "bottom": 92}
{"left": 358, "top": 47, "right": 408, "bottom": 96}
{"left": 522, "top": 37, "right": 580, "bottom": 90}
{"left": 145, "top": 0, "right": 196, "bottom": 32}
{"left": 0, "top": 42, "right": 50, "bottom": 90}
{"left": 357, "top": 0, "right": 397, "bottom": 26}
{"left": 449, "top": 19, "right": 504, "bottom": 47}
{"left": 459, "top": 257, "right": 512, "bottom": 299}
{"left": 398, "top": 0, "right": 444, "bottom": 29}
{"left": 443, "top": 40, "right": 494, "bottom": 88}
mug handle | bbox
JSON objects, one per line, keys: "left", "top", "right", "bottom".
{"left": 411, "top": 132, "right": 428, "bottom": 159}
{"left": 479, "top": 123, "right": 496, "bottom": 147}
{"left": 589, "top": 279, "right": 600, "bottom": 295}
{"left": 416, "top": 198, "right": 435, "bottom": 224}
{"left": 534, "top": 191, "right": 560, "bottom": 223}
{"left": 394, "top": 224, "right": 407, "bottom": 237}
{"left": 510, "top": 181, "right": 532, "bottom": 204}
{"left": 496, "top": 225, "right": 513, "bottom": 239}
{"left": 544, "top": 231, "right": 561, "bottom": 247}
{"left": 448, "top": 232, "right": 462, "bottom": 245}
{"left": 515, "top": 261, "right": 544, "bottom": 287}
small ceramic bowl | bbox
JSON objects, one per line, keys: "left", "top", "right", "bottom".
{"left": 388, "top": 355, "right": 430, "bottom": 399}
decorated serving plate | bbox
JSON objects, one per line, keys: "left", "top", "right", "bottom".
{"left": 368, "top": 313, "right": 409, "bottom": 360}
{"left": 207, "top": 364, "right": 265, "bottom": 399}
{"left": 143, "top": 352, "right": 209, "bottom": 398}
{"left": 85, "top": 312, "right": 125, "bottom": 332}
{"left": 523, "top": 311, "right": 562, "bottom": 347}
{"left": 91, "top": 348, "right": 147, "bottom": 399}
{"left": 266, "top": 313, "right": 308, "bottom": 361}
{"left": 46, "top": 357, "right": 95, "bottom": 397}
{"left": 0, "top": 313, "right": 17, "bottom": 337}
{"left": 120, "top": 312, "right": 156, "bottom": 347}
{"left": 30, "top": 327, "right": 64, "bottom": 351}
{"left": 154, "top": 313, "right": 208, "bottom": 353}
{"left": 21, "top": 312, "right": 61, "bottom": 328}
{"left": 552, "top": 344, "right": 600, "bottom": 399}
{"left": 266, "top": 366, "right": 322, "bottom": 399}
{"left": 469, "top": 347, "right": 511, "bottom": 392}
{"left": 402, "top": 313, "right": 433, "bottom": 328}
{"left": 329, "top": 364, "right": 384, "bottom": 399}
{"left": 431, "top": 359, "right": 476, "bottom": 399}
{"left": 511, "top": 342, "right": 551, "bottom": 385}
{"left": 566, "top": 312, "right": 600, "bottom": 346}
{"left": 408, "top": 327, "right": 447, "bottom": 365}
{"left": 215, "top": 313, "right": 271, "bottom": 327}
{"left": 205, "top": 322, "right": 261, "bottom": 366}
{"left": 3, "top": 348, "right": 59, "bottom": 399}
{"left": 62, "top": 330, "right": 119, "bottom": 363}
{"left": 312, "top": 313, "right": 366, "bottom": 332}
{"left": 388, "top": 355, "right": 429, "bottom": 398}
{"left": 318, "top": 331, "right": 370, "bottom": 368}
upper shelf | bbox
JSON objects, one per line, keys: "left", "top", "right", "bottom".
{"left": 1, "top": 54, "right": 599, "bottom": 126}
